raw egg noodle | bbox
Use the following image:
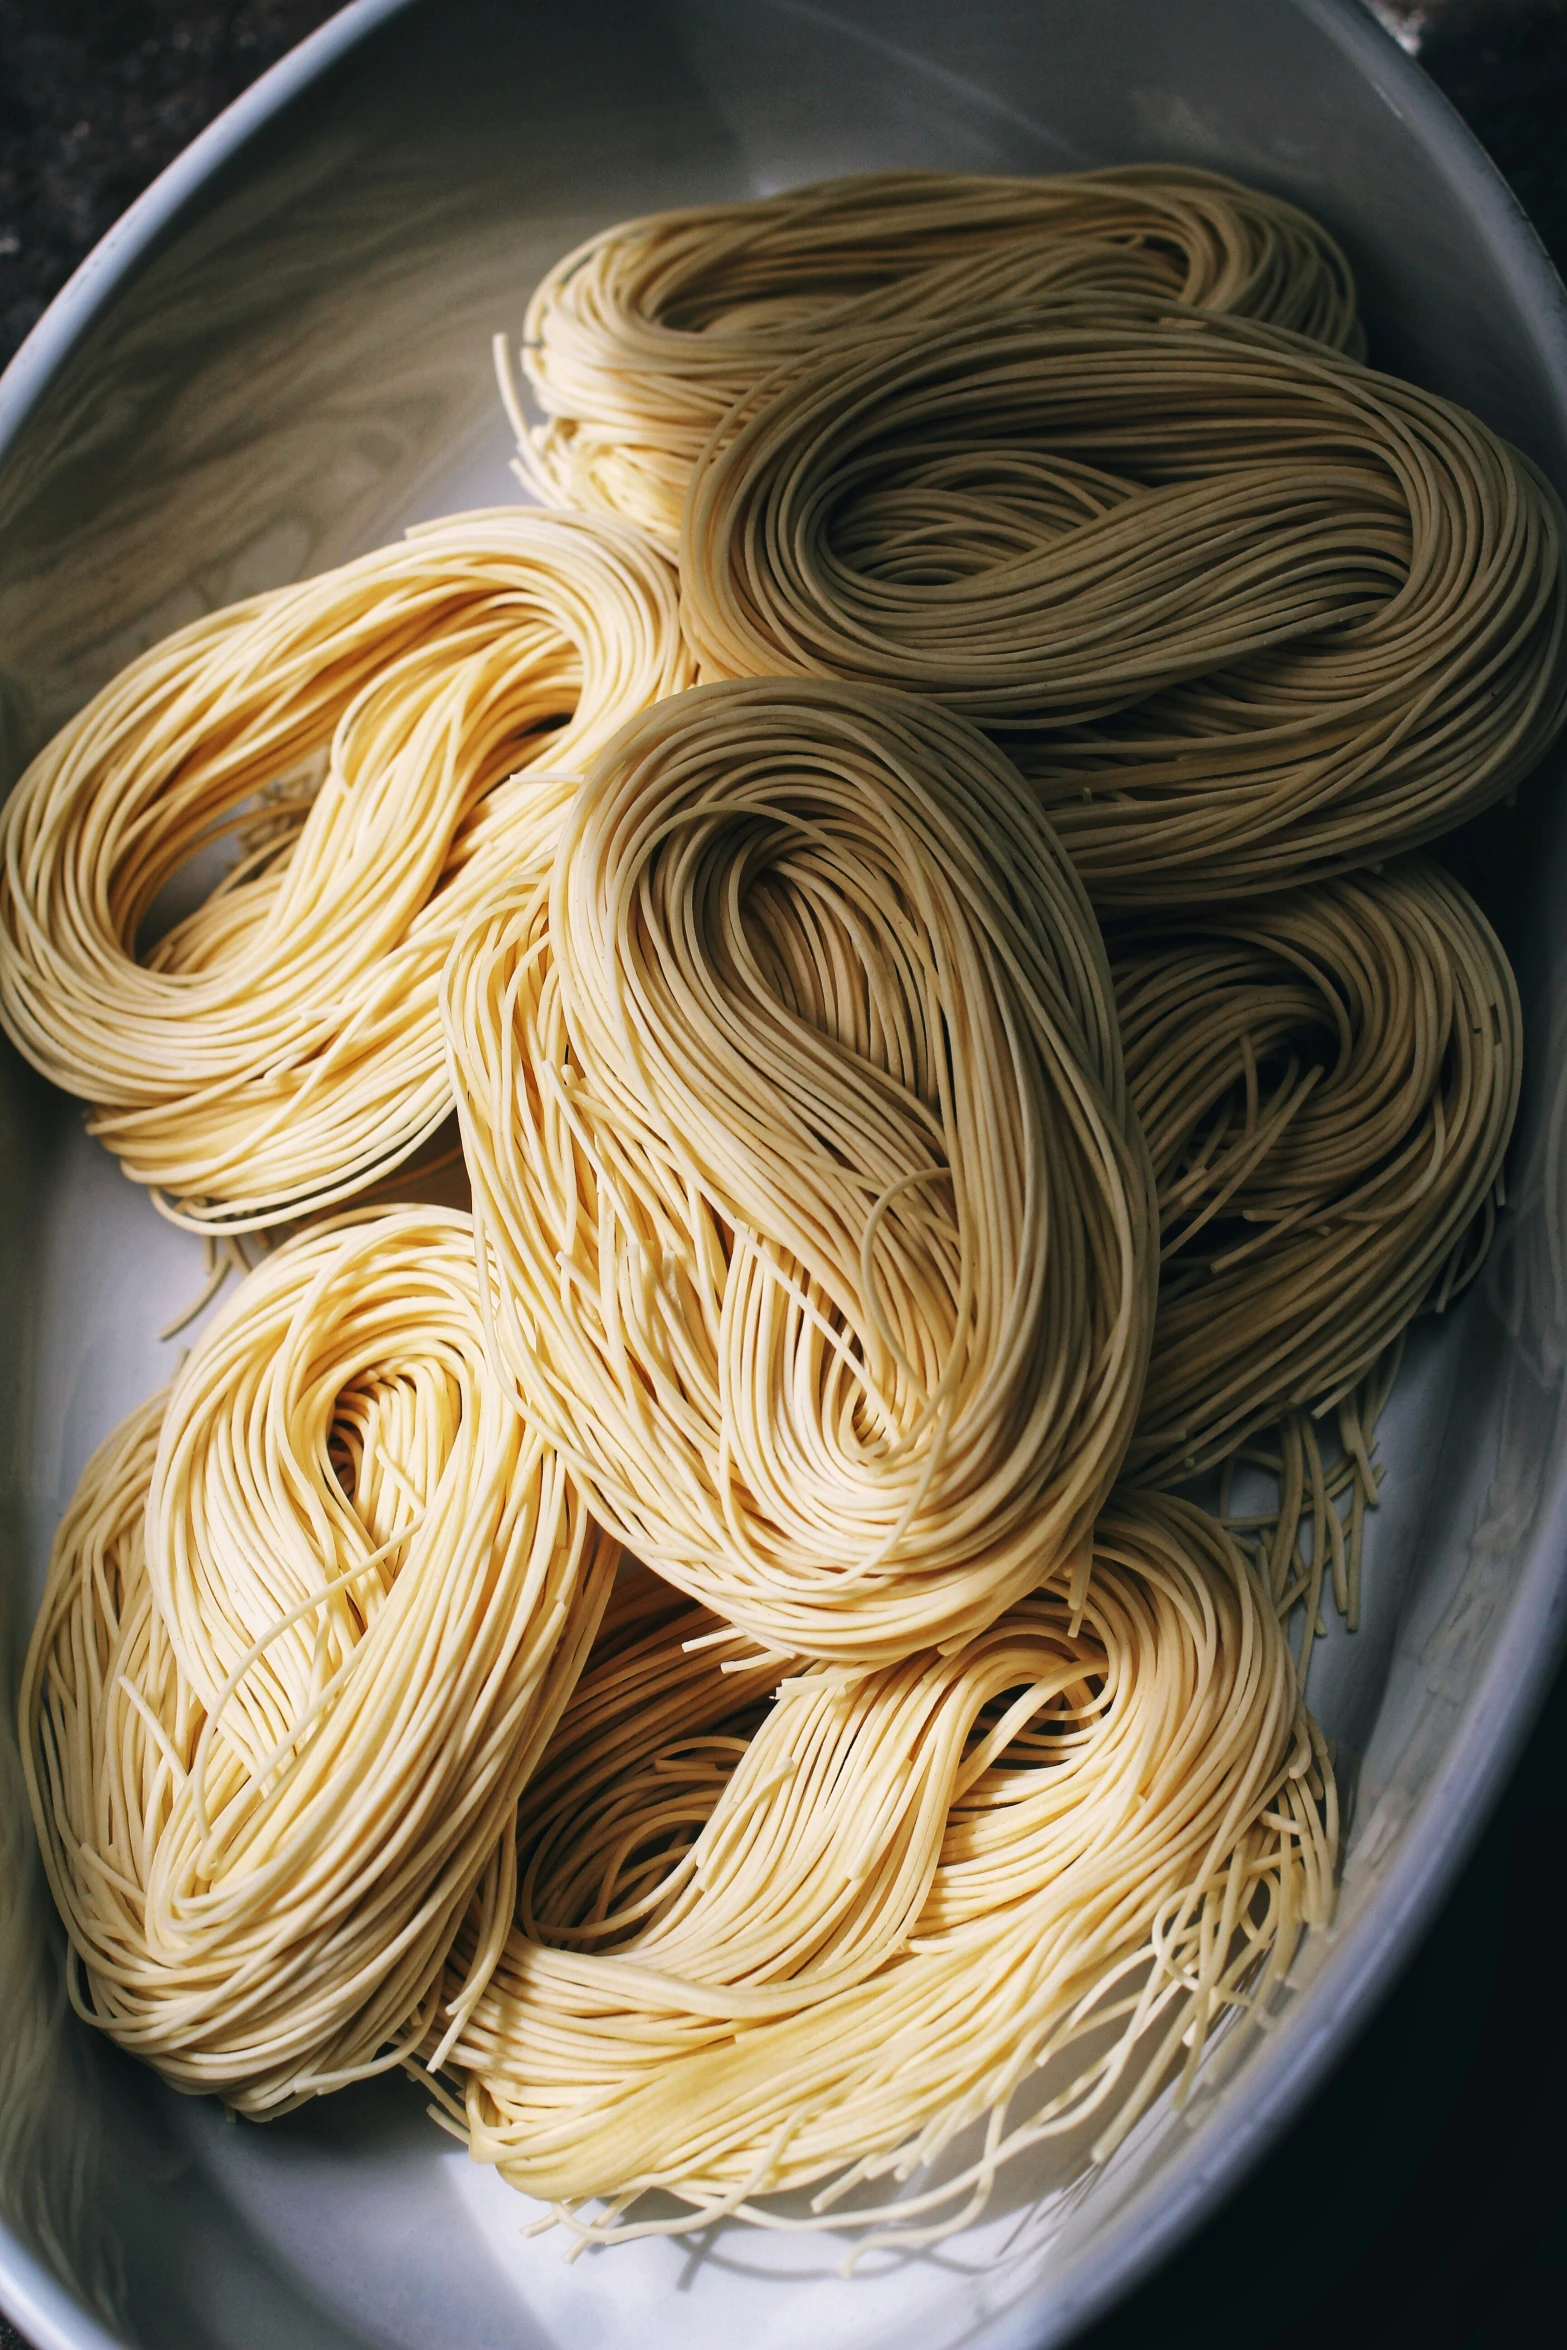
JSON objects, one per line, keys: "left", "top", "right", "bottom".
{"left": 10, "top": 165, "right": 1548, "bottom": 2261}
{"left": 20, "top": 1209, "right": 617, "bottom": 2113}
{"left": 510, "top": 165, "right": 1363, "bottom": 548}
{"left": 1216, "top": 1340, "right": 1406, "bottom": 1691}
{"left": 428, "top": 1492, "right": 1334, "bottom": 2249}
{"left": 678, "top": 297, "right": 1567, "bottom": 904}
{"left": 1116, "top": 859, "right": 1520, "bottom": 1485}
{"left": 442, "top": 677, "right": 1158, "bottom": 1666}
{"left": 0, "top": 508, "right": 691, "bottom": 1232}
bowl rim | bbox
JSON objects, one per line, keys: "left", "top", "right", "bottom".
{"left": 1, "top": 3, "right": 1565, "bottom": 2345}
{"left": 0, "top": 0, "right": 422, "bottom": 466}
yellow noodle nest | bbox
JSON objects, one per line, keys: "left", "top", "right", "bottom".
{"left": 511, "top": 165, "right": 1363, "bottom": 547}
{"left": 20, "top": 1208, "right": 617, "bottom": 2113}
{"left": 0, "top": 508, "right": 691, "bottom": 1231}
{"left": 443, "top": 676, "right": 1157, "bottom": 1665}
{"left": 678, "top": 297, "right": 1567, "bottom": 903}
{"left": 434, "top": 1491, "right": 1334, "bottom": 2245}
{"left": 1117, "top": 858, "right": 1522, "bottom": 1484}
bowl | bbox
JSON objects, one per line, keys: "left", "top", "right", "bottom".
{"left": 3, "top": 4, "right": 1567, "bottom": 2346}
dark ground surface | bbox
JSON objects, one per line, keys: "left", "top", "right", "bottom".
{"left": 0, "top": 0, "right": 340, "bottom": 365}
{"left": 1, "top": 2, "right": 1565, "bottom": 2346}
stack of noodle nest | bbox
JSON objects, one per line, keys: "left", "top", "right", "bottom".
{"left": 9, "top": 162, "right": 1563, "bottom": 2255}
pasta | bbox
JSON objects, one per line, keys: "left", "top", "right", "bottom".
{"left": 19, "top": 1208, "right": 617, "bottom": 2113}
{"left": 0, "top": 509, "right": 691, "bottom": 1231}
{"left": 1115, "top": 860, "right": 1520, "bottom": 1484}
{"left": 13, "top": 161, "right": 1536, "bottom": 2262}
{"left": 430, "top": 1491, "right": 1335, "bottom": 2247}
{"left": 678, "top": 297, "right": 1567, "bottom": 903}
{"left": 443, "top": 677, "right": 1156, "bottom": 1664}
{"left": 1217, "top": 1342, "right": 1405, "bottom": 1682}
{"left": 508, "top": 166, "right": 1363, "bottom": 547}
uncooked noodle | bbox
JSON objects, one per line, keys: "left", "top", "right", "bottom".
{"left": 0, "top": 509, "right": 691, "bottom": 1231}
{"left": 1115, "top": 860, "right": 1520, "bottom": 1484}
{"left": 443, "top": 677, "right": 1156, "bottom": 1664}
{"left": 20, "top": 1208, "right": 616, "bottom": 2113}
{"left": 428, "top": 1492, "right": 1335, "bottom": 2248}
{"left": 1217, "top": 1342, "right": 1404, "bottom": 1680}
{"left": 11, "top": 161, "right": 1535, "bottom": 2258}
{"left": 678, "top": 297, "right": 1567, "bottom": 903}
{"left": 509, "top": 166, "right": 1363, "bottom": 547}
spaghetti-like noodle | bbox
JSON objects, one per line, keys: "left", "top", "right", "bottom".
{"left": 1217, "top": 1341, "right": 1404, "bottom": 1680}
{"left": 20, "top": 1208, "right": 616, "bottom": 2113}
{"left": 0, "top": 509, "right": 691, "bottom": 1231}
{"left": 11, "top": 164, "right": 1532, "bottom": 2258}
{"left": 1116, "top": 861, "right": 1520, "bottom": 1483}
{"left": 443, "top": 677, "right": 1156, "bottom": 1664}
{"left": 511, "top": 167, "right": 1363, "bottom": 547}
{"left": 431, "top": 1491, "right": 1334, "bottom": 2248}
{"left": 679, "top": 298, "right": 1567, "bottom": 903}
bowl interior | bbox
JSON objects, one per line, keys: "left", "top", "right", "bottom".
{"left": 4, "top": 6, "right": 1567, "bottom": 2348}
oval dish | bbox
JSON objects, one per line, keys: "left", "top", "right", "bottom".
{"left": 2, "top": 4, "right": 1566, "bottom": 2347}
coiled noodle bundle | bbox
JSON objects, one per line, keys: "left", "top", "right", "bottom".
{"left": 443, "top": 678, "right": 1155, "bottom": 1664}
{"left": 0, "top": 509, "right": 691, "bottom": 1230}
{"left": 679, "top": 299, "right": 1567, "bottom": 902}
{"left": 433, "top": 1492, "right": 1334, "bottom": 2245}
{"left": 512, "top": 166, "right": 1362, "bottom": 546}
{"left": 1117, "top": 861, "right": 1521, "bottom": 1482}
{"left": 20, "top": 1208, "right": 617, "bottom": 2113}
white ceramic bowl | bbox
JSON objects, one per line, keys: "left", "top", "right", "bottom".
{"left": 3, "top": 5, "right": 1566, "bottom": 2345}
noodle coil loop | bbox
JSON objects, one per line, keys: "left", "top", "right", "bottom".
{"left": 20, "top": 1207, "right": 617, "bottom": 2113}
{"left": 679, "top": 299, "right": 1567, "bottom": 903}
{"left": 435, "top": 1492, "right": 1335, "bottom": 2247}
{"left": 443, "top": 677, "right": 1156, "bottom": 1665}
{"left": 0, "top": 509, "right": 692, "bottom": 1231}
{"left": 513, "top": 166, "right": 1363, "bottom": 547}
{"left": 1117, "top": 860, "right": 1521, "bottom": 1483}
